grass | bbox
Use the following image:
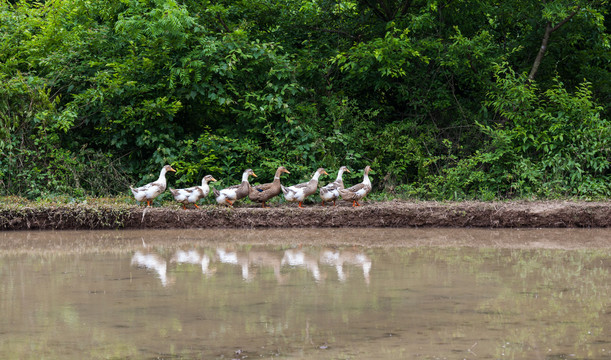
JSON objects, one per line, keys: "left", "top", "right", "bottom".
{"left": 0, "top": 190, "right": 607, "bottom": 211}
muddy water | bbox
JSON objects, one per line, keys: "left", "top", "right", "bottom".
{"left": 0, "top": 229, "right": 610, "bottom": 359}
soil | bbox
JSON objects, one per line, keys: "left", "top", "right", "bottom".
{"left": 1, "top": 200, "right": 610, "bottom": 231}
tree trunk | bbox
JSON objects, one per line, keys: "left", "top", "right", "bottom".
{"left": 528, "top": 22, "right": 553, "bottom": 81}
{"left": 528, "top": 9, "right": 579, "bottom": 81}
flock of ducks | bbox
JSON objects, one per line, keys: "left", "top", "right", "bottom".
{"left": 129, "top": 165, "right": 372, "bottom": 209}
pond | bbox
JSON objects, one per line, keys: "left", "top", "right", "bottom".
{"left": 1, "top": 228, "right": 610, "bottom": 359}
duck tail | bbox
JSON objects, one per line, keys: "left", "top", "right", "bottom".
{"left": 212, "top": 188, "right": 220, "bottom": 198}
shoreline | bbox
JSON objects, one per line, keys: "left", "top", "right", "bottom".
{"left": 1, "top": 200, "right": 610, "bottom": 231}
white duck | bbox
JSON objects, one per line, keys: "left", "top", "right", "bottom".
{"left": 319, "top": 166, "right": 350, "bottom": 206}
{"left": 338, "top": 165, "right": 372, "bottom": 207}
{"left": 281, "top": 168, "right": 328, "bottom": 208}
{"left": 212, "top": 169, "right": 257, "bottom": 206}
{"left": 130, "top": 165, "right": 176, "bottom": 207}
{"left": 169, "top": 174, "right": 217, "bottom": 209}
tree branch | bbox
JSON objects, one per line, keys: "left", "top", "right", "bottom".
{"left": 528, "top": 8, "right": 579, "bottom": 81}
{"left": 552, "top": 9, "right": 579, "bottom": 32}
{"left": 216, "top": 14, "right": 230, "bottom": 33}
{"left": 439, "top": 0, "right": 458, "bottom": 11}
{"left": 399, "top": 0, "right": 413, "bottom": 17}
{"left": 363, "top": 0, "right": 389, "bottom": 22}
{"left": 528, "top": 22, "right": 553, "bottom": 81}
{"left": 466, "top": 52, "right": 478, "bottom": 75}
{"left": 379, "top": 0, "right": 393, "bottom": 21}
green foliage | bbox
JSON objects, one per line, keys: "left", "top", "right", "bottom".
{"left": 481, "top": 65, "right": 610, "bottom": 197}
{"left": 0, "top": 72, "right": 128, "bottom": 198}
{"left": 0, "top": 0, "right": 609, "bottom": 200}
{"left": 414, "top": 64, "right": 610, "bottom": 200}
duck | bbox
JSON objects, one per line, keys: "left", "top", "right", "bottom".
{"left": 339, "top": 165, "right": 372, "bottom": 207}
{"left": 248, "top": 166, "right": 290, "bottom": 208}
{"left": 281, "top": 168, "right": 328, "bottom": 208}
{"left": 130, "top": 165, "right": 176, "bottom": 207}
{"left": 319, "top": 166, "right": 351, "bottom": 206}
{"left": 169, "top": 174, "right": 217, "bottom": 209}
{"left": 213, "top": 169, "right": 257, "bottom": 206}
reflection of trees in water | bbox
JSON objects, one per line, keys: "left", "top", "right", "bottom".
{"left": 3, "top": 243, "right": 609, "bottom": 359}
{"left": 127, "top": 245, "right": 610, "bottom": 359}
{"left": 481, "top": 249, "right": 610, "bottom": 358}
{"left": 402, "top": 247, "right": 611, "bottom": 359}
{"left": 131, "top": 246, "right": 373, "bottom": 286}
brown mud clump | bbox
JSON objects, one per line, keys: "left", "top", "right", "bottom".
{"left": 1, "top": 200, "right": 610, "bottom": 231}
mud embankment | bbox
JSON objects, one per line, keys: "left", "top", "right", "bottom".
{"left": 1, "top": 200, "right": 610, "bottom": 231}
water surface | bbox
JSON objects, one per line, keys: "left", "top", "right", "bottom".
{"left": 1, "top": 228, "right": 610, "bottom": 359}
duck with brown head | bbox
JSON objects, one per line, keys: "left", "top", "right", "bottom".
{"left": 249, "top": 166, "right": 290, "bottom": 208}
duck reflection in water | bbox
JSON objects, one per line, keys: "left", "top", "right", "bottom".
{"left": 282, "top": 248, "right": 323, "bottom": 283}
{"left": 319, "top": 249, "right": 371, "bottom": 285}
{"left": 248, "top": 250, "right": 288, "bottom": 284}
{"left": 216, "top": 248, "right": 288, "bottom": 283}
{"left": 216, "top": 248, "right": 252, "bottom": 281}
{"left": 131, "top": 251, "right": 175, "bottom": 287}
{"left": 170, "top": 249, "right": 215, "bottom": 277}
{"left": 129, "top": 246, "right": 372, "bottom": 286}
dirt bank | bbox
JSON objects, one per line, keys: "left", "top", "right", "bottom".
{"left": 1, "top": 200, "right": 610, "bottom": 231}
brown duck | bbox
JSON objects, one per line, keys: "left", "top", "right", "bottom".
{"left": 248, "top": 166, "right": 290, "bottom": 207}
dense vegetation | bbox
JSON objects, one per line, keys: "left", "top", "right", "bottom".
{"left": 1, "top": 0, "right": 609, "bottom": 201}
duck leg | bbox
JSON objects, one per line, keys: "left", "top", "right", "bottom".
{"left": 322, "top": 201, "right": 325, "bottom": 207}
{"left": 298, "top": 202, "right": 304, "bottom": 208}
{"left": 193, "top": 204, "right": 200, "bottom": 209}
